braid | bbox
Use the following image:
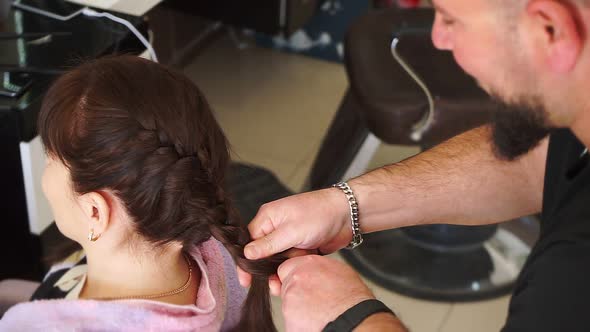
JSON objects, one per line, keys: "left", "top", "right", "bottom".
{"left": 207, "top": 190, "right": 288, "bottom": 332}
{"left": 198, "top": 158, "right": 288, "bottom": 331}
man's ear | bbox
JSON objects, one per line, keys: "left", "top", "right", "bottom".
{"left": 524, "top": 0, "right": 582, "bottom": 73}
{"left": 79, "top": 191, "right": 111, "bottom": 241}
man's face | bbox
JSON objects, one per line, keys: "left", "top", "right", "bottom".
{"left": 431, "top": 0, "right": 551, "bottom": 160}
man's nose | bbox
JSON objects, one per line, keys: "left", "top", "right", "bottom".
{"left": 431, "top": 14, "right": 453, "bottom": 51}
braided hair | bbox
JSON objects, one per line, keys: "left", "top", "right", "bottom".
{"left": 38, "top": 55, "right": 287, "bottom": 331}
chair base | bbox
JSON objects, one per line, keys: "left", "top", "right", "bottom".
{"left": 339, "top": 216, "right": 538, "bottom": 302}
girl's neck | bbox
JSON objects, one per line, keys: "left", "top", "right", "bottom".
{"left": 80, "top": 245, "right": 200, "bottom": 305}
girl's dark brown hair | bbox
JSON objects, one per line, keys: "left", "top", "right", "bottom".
{"left": 38, "top": 55, "right": 286, "bottom": 332}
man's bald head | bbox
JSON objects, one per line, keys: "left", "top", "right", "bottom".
{"left": 500, "top": 0, "right": 590, "bottom": 10}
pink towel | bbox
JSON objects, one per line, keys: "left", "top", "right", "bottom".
{"left": 0, "top": 238, "right": 246, "bottom": 332}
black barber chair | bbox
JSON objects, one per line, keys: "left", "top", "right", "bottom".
{"left": 308, "top": 8, "right": 539, "bottom": 301}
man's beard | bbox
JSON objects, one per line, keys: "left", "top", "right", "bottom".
{"left": 489, "top": 94, "right": 551, "bottom": 161}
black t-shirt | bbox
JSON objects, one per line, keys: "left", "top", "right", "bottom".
{"left": 502, "top": 129, "right": 590, "bottom": 331}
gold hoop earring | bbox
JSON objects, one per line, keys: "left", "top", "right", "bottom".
{"left": 88, "top": 228, "right": 101, "bottom": 242}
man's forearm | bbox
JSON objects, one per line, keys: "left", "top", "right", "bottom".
{"left": 349, "top": 126, "right": 548, "bottom": 233}
{"left": 354, "top": 313, "right": 407, "bottom": 332}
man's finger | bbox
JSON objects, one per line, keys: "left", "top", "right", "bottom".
{"left": 247, "top": 205, "right": 279, "bottom": 240}
{"left": 277, "top": 255, "right": 317, "bottom": 282}
{"left": 284, "top": 248, "right": 318, "bottom": 258}
{"left": 269, "top": 274, "right": 282, "bottom": 296}
{"left": 244, "top": 226, "right": 298, "bottom": 260}
{"left": 237, "top": 266, "right": 252, "bottom": 288}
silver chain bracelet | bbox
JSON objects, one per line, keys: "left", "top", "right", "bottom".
{"left": 333, "top": 181, "right": 363, "bottom": 249}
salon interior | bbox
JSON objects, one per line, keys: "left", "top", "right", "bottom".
{"left": 0, "top": 0, "right": 540, "bottom": 331}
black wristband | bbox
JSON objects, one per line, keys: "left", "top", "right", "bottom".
{"left": 322, "top": 299, "right": 395, "bottom": 332}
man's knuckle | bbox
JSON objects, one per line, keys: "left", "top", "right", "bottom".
{"left": 290, "top": 272, "right": 302, "bottom": 284}
{"left": 259, "top": 202, "right": 272, "bottom": 214}
{"left": 303, "top": 255, "right": 317, "bottom": 264}
{"left": 262, "top": 236, "right": 275, "bottom": 251}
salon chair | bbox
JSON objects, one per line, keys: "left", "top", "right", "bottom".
{"left": 307, "top": 8, "right": 539, "bottom": 301}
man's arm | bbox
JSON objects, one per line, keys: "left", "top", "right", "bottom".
{"left": 352, "top": 125, "right": 548, "bottom": 233}
{"left": 244, "top": 125, "right": 548, "bottom": 259}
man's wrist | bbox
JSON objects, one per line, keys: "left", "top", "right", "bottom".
{"left": 332, "top": 182, "right": 363, "bottom": 249}
{"left": 327, "top": 187, "right": 355, "bottom": 247}
{"left": 354, "top": 312, "right": 405, "bottom": 332}
{"left": 323, "top": 299, "right": 395, "bottom": 332}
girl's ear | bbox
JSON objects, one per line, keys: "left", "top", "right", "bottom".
{"left": 78, "top": 191, "right": 112, "bottom": 242}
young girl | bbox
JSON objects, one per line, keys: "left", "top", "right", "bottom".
{"left": 0, "top": 56, "right": 284, "bottom": 331}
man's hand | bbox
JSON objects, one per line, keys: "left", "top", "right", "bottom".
{"left": 237, "top": 188, "right": 353, "bottom": 289}
{"left": 277, "top": 255, "right": 376, "bottom": 331}
{"left": 244, "top": 189, "right": 352, "bottom": 261}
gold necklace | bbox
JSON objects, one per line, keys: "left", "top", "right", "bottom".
{"left": 95, "top": 253, "right": 194, "bottom": 301}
